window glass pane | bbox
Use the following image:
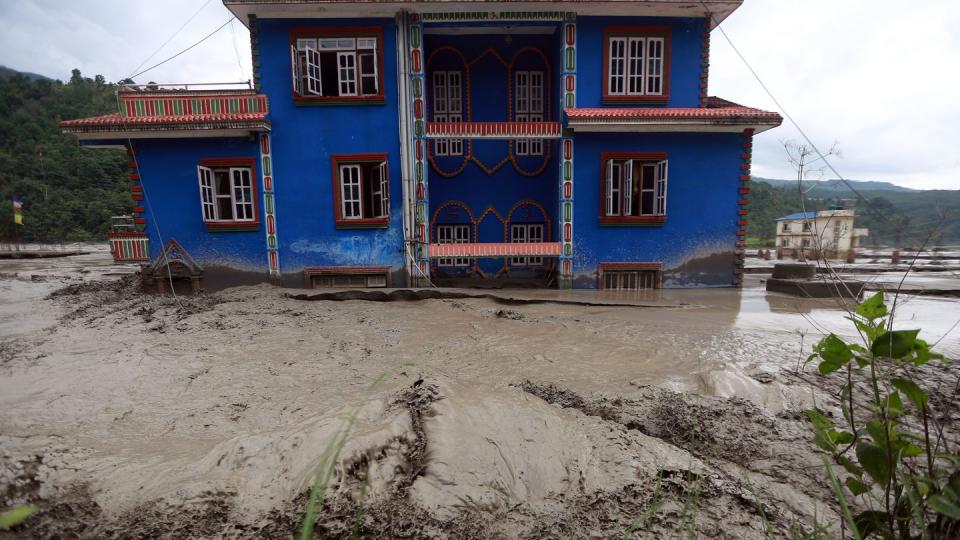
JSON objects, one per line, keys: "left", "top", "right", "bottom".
{"left": 641, "top": 192, "right": 654, "bottom": 215}
{"left": 217, "top": 197, "right": 233, "bottom": 220}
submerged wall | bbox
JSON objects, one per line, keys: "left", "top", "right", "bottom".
{"left": 133, "top": 137, "right": 268, "bottom": 282}
{"left": 256, "top": 17, "right": 406, "bottom": 285}
{"left": 571, "top": 131, "right": 743, "bottom": 288}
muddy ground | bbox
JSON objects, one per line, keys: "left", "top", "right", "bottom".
{"left": 1, "top": 250, "right": 958, "bottom": 538}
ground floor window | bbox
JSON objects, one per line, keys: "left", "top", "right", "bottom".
{"left": 332, "top": 154, "right": 389, "bottom": 227}
{"left": 510, "top": 223, "right": 544, "bottom": 266}
{"left": 304, "top": 266, "right": 390, "bottom": 288}
{"left": 599, "top": 263, "right": 661, "bottom": 290}
{"left": 601, "top": 153, "right": 668, "bottom": 224}
{"left": 436, "top": 224, "right": 471, "bottom": 267}
{"left": 196, "top": 158, "right": 258, "bottom": 229}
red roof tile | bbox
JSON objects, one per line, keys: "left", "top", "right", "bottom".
{"left": 565, "top": 96, "right": 782, "bottom": 124}
{"left": 60, "top": 112, "right": 270, "bottom": 130}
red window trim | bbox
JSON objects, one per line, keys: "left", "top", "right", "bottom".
{"left": 290, "top": 26, "right": 386, "bottom": 105}
{"left": 602, "top": 26, "right": 671, "bottom": 104}
{"left": 198, "top": 157, "right": 260, "bottom": 232}
{"left": 598, "top": 151, "right": 667, "bottom": 226}
{"left": 303, "top": 265, "right": 392, "bottom": 289}
{"left": 331, "top": 153, "right": 390, "bottom": 229}
{"left": 598, "top": 262, "right": 663, "bottom": 289}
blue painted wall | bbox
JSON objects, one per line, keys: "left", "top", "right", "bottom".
{"left": 256, "top": 17, "right": 405, "bottom": 282}
{"left": 571, "top": 132, "right": 743, "bottom": 288}
{"left": 424, "top": 30, "right": 562, "bottom": 275}
{"left": 576, "top": 16, "right": 706, "bottom": 109}
{"left": 133, "top": 137, "right": 266, "bottom": 273}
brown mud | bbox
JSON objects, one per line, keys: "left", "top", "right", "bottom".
{"left": 1, "top": 249, "right": 958, "bottom": 538}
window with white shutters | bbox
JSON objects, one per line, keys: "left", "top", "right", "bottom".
{"left": 605, "top": 29, "right": 669, "bottom": 99}
{"left": 510, "top": 223, "right": 545, "bottom": 266}
{"left": 514, "top": 70, "right": 544, "bottom": 156}
{"left": 333, "top": 156, "right": 390, "bottom": 225}
{"left": 602, "top": 156, "right": 668, "bottom": 221}
{"left": 436, "top": 224, "right": 471, "bottom": 267}
{"left": 290, "top": 32, "right": 381, "bottom": 100}
{"left": 196, "top": 164, "right": 256, "bottom": 224}
{"left": 432, "top": 70, "right": 463, "bottom": 156}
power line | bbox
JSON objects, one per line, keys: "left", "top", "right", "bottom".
{"left": 698, "top": 0, "right": 903, "bottom": 228}
{"left": 126, "top": 0, "right": 215, "bottom": 80}
{"left": 125, "top": 17, "right": 234, "bottom": 82}
{"left": 229, "top": 19, "right": 247, "bottom": 82}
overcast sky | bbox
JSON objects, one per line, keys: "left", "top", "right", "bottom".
{"left": 1, "top": 0, "right": 957, "bottom": 190}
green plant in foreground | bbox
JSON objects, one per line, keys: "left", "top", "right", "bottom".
{"left": 298, "top": 363, "right": 412, "bottom": 540}
{"left": 805, "top": 291, "right": 959, "bottom": 538}
{"left": 0, "top": 505, "right": 38, "bottom": 530}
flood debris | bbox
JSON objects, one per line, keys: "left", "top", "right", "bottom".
{"left": 1, "top": 262, "right": 957, "bottom": 538}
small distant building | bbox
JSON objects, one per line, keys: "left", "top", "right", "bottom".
{"left": 775, "top": 210, "right": 868, "bottom": 260}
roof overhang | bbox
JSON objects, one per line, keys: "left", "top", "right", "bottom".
{"left": 225, "top": 1, "right": 742, "bottom": 28}
{"left": 66, "top": 126, "right": 270, "bottom": 142}
{"left": 565, "top": 118, "right": 781, "bottom": 134}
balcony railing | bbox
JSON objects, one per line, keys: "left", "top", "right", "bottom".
{"left": 426, "top": 121, "right": 563, "bottom": 139}
{"left": 429, "top": 242, "right": 562, "bottom": 258}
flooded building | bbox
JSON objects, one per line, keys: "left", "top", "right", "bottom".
{"left": 775, "top": 209, "right": 868, "bottom": 260}
{"left": 60, "top": 0, "right": 781, "bottom": 290}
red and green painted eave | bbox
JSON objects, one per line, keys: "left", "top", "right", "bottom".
{"left": 59, "top": 89, "right": 271, "bottom": 138}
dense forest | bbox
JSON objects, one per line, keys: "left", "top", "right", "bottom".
{"left": 746, "top": 179, "right": 960, "bottom": 249}
{"left": 0, "top": 67, "right": 130, "bottom": 243}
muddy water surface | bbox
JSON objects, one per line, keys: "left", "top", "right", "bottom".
{"left": 0, "top": 248, "right": 957, "bottom": 538}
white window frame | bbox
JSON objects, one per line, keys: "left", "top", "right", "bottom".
{"left": 339, "top": 164, "right": 362, "bottom": 220}
{"left": 510, "top": 223, "right": 545, "bottom": 266}
{"left": 514, "top": 70, "right": 544, "bottom": 156}
{"left": 196, "top": 165, "right": 256, "bottom": 223}
{"left": 437, "top": 224, "right": 470, "bottom": 267}
{"left": 432, "top": 70, "right": 463, "bottom": 156}
{"left": 604, "top": 158, "right": 668, "bottom": 218}
{"left": 336, "top": 160, "right": 389, "bottom": 222}
{"left": 290, "top": 35, "right": 379, "bottom": 98}
{"left": 607, "top": 34, "right": 665, "bottom": 97}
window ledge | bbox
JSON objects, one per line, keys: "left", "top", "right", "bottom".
{"left": 294, "top": 94, "right": 385, "bottom": 106}
{"left": 335, "top": 218, "right": 390, "bottom": 229}
{"left": 602, "top": 95, "right": 670, "bottom": 104}
{"left": 600, "top": 216, "right": 665, "bottom": 227}
{"left": 205, "top": 221, "right": 260, "bottom": 232}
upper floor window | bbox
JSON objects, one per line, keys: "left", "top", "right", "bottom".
{"left": 432, "top": 71, "right": 463, "bottom": 156}
{"left": 291, "top": 28, "right": 383, "bottom": 103}
{"left": 510, "top": 223, "right": 545, "bottom": 266}
{"left": 601, "top": 153, "right": 668, "bottom": 225}
{"left": 604, "top": 27, "right": 670, "bottom": 102}
{"left": 802, "top": 221, "right": 811, "bottom": 232}
{"left": 332, "top": 154, "right": 389, "bottom": 228}
{"left": 782, "top": 222, "right": 791, "bottom": 232}
{"left": 196, "top": 158, "right": 259, "bottom": 231}
{"left": 515, "top": 70, "right": 544, "bottom": 156}
{"left": 436, "top": 224, "right": 471, "bottom": 267}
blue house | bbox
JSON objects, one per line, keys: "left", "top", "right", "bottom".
{"left": 61, "top": 0, "right": 781, "bottom": 291}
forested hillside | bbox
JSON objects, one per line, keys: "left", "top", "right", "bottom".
{"left": 746, "top": 179, "right": 960, "bottom": 248}
{"left": 0, "top": 68, "right": 130, "bottom": 243}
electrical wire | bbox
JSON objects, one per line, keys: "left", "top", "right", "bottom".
{"left": 126, "top": 17, "right": 234, "bottom": 82}
{"left": 126, "top": 0, "right": 215, "bottom": 80}
{"left": 229, "top": 19, "right": 247, "bottom": 82}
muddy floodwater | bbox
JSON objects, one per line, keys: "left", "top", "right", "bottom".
{"left": 1, "top": 247, "right": 958, "bottom": 538}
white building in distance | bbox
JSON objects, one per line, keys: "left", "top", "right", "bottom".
{"left": 775, "top": 210, "right": 868, "bottom": 260}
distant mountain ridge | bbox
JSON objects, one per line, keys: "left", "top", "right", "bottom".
{"left": 754, "top": 177, "right": 919, "bottom": 193}
{"left": 0, "top": 65, "right": 52, "bottom": 81}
